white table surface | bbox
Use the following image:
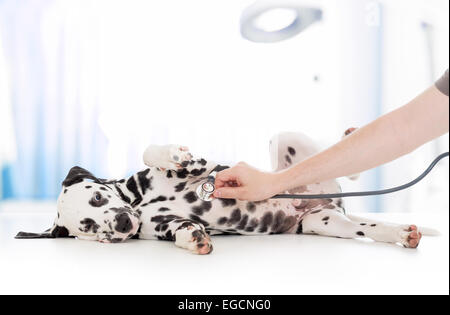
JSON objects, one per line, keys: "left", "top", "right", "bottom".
{"left": 0, "top": 202, "right": 448, "bottom": 295}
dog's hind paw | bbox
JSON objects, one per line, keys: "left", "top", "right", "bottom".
{"left": 399, "top": 225, "right": 422, "bottom": 248}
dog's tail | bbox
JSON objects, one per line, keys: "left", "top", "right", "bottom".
{"left": 346, "top": 214, "right": 441, "bottom": 236}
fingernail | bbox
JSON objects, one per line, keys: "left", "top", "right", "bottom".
{"left": 214, "top": 190, "right": 221, "bottom": 197}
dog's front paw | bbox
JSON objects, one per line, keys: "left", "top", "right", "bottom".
{"left": 175, "top": 227, "right": 213, "bottom": 255}
{"left": 168, "top": 145, "right": 193, "bottom": 169}
{"left": 399, "top": 225, "right": 422, "bottom": 248}
{"left": 143, "top": 144, "right": 193, "bottom": 171}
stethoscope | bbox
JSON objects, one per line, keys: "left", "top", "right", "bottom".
{"left": 196, "top": 152, "right": 449, "bottom": 202}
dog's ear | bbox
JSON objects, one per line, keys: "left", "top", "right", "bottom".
{"left": 62, "top": 166, "right": 100, "bottom": 187}
{"left": 15, "top": 225, "right": 72, "bottom": 239}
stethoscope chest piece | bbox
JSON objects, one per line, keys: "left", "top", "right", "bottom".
{"left": 196, "top": 171, "right": 217, "bottom": 202}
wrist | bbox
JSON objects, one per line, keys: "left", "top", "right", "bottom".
{"left": 269, "top": 171, "right": 290, "bottom": 195}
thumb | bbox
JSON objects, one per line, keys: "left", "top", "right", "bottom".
{"left": 214, "top": 187, "right": 245, "bottom": 199}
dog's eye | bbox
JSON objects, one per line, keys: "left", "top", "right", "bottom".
{"left": 89, "top": 191, "right": 108, "bottom": 207}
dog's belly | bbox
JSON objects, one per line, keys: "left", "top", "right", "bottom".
{"left": 138, "top": 169, "right": 344, "bottom": 237}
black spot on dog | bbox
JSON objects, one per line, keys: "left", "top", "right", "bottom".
{"left": 169, "top": 196, "right": 176, "bottom": 201}
{"left": 221, "top": 198, "right": 236, "bottom": 207}
{"left": 52, "top": 226, "right": 70, "bottom": 238}
{"left": 151, "top": 215, "right": 181, "bottom": 223}
{"left": 63, "top": 189, "right": 68, "bottom": 194}
{"left": 192, "top": 206, "right": 204, "bottom": 216}
{"left": 85, "top": 186, "right": 92, "bottom": 189}
{"left": 280, "top": 216, "right": 297, "bottom": 233}
{"left": 165, "top": 230, "right": 175, "bottom": 241}
{"left": 176, "top": 168, "right": 190, "bottom": 179}
{"left": 62, "top": 166, "right": 101, "bottom": 187}
{"left": 322, "top": 216, "right": 330, "bottom": 221}
{"left": 228, "top": 209, "right": 241, "bottom": 225}
{"left": 271, "top": 211, "right": 286, "bottom": 233}
{"left": 360, "top": 223, "right": 366, "bottom": 226}
{"left": 149, "top": 195, "right": 168, "bottom": 204}
{"left": 217, "top": 217, "right": 228, "bottom": 225}
{"left": 158, "top": 207, "right": 170, "bottom": 212}
{"left": 285, "top": 155, "right": 292, "bottom": 164}
{"left": 166, "top": 171, "right": 173, "bottom": 178}
{"left": 80, "top": 218, "right": 100, "bottom": 233}
{"left": 245, "top": 218, "right": 259, "bottom": 232}
{"left": 287, "top": 147, "right": 296, "bottom": 156}
{"left": 126, "top": 176, "right": 143, "bottom": 207}
{"left": 356, "top": 231, "right": 365, "bottom": 237}
{"left": 89, "top": 192, "right": 109, "bottom": 207}
{"left": 259, "top": 212, "right": 273, "bottom": 233}
{"left": 198, "top": 159, "right": 207, "bottom": 166}
{"left": 237, "top": 214, "right": 249, "bottom": 230}
{"left": 296, "top": 221, "right": 303, "bottom": 234}
{"left": 192, "top": 201, "right": 212, "bottom": 216}
{"left": 176, "top": 220, "right": 197, "bottom": 231}
{"left": 115, "top": 186, "right": 131, "bottom": 204}
{"left": 310, "top": 209, "right": 322, "bottom": 214}
{"left": 137, "top": 169, "right": 153, "bottom": 194}
{"left": 246, "top": 202, "right": 256, "bottom": 213}
{"left": 370, "top": 224, "right": 377, "bottom": 227}
{"left": 189, "top": 215, "right": 209, "bottom": 227}
{"left": 190, "top": 168, "right": 207, "bottom": 176}
{"left": 156, "top": 223, "right": 169, "bottom": 232}
{"left": 99, "top": 187, "right": 108, "bottom": 191}
{"left": 184, "top": 191, "right": 198, "bottom": 203}
{"left": 174, "top": 181, "right": 187, "bottom": 192}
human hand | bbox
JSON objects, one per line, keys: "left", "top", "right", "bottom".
{"left": 213, "top": 162, "right": 281, "bottom": 201}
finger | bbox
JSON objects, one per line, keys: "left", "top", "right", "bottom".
{"left": 215, "top": 169, "right": 238, "bottom": 187}
{"left": 214, "top": 187, "right": 245, "bottom": 199}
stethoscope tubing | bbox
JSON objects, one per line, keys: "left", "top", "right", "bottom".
{"left": 271, "top": 152, "right": 449, "bottom": 200}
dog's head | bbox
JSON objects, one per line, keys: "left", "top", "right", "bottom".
{"left": 16, "top": 167, "right": 141, "bottom": 243}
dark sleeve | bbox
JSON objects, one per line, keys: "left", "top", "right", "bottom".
{"left": 435, "top": 69, "right": 449, "bottom": 96}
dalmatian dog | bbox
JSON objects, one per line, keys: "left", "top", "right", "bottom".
{"left": 16, "top": 129, "right": 433, "bottom": 254}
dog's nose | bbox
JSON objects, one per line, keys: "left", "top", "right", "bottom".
{"left": 115, "top": 214, "right": 133, "bottom": 234}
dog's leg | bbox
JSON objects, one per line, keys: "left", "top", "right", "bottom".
{"left": 269, "top": 132, "right": 320, "bottom": 171}
{"left": 143, "top": 144, "right": 194, "bottom": 171}
{"left": 148, "top": 215, "right": 213, "bottom": 255}
{"left": 301, "top": 209, "right": 422, "bottom": 248}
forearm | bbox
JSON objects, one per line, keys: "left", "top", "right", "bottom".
{"left": 275, "top": 85, "right": 449, "bottom": 192}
